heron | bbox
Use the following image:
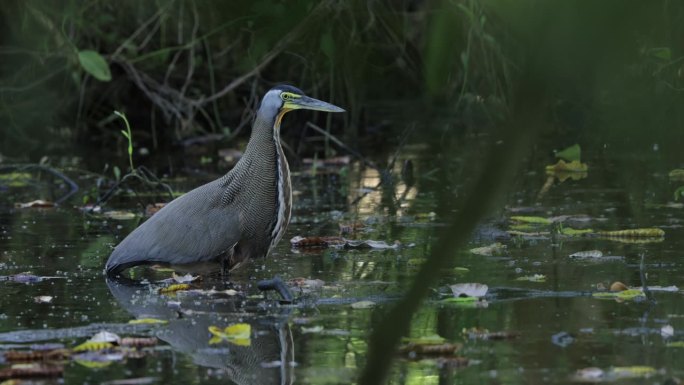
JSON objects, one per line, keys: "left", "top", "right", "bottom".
{"left": 105, "top": 85, "right": 345, "bottom": 301}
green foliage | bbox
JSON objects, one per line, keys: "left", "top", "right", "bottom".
{"left": 114, "top": 111, "right": 134, "bottom": 172}
{"left": 77, "top": 50, "right": 112, "bottom": 81}
{"left": 555, "top": 144, "right": 581, "bottom": 162}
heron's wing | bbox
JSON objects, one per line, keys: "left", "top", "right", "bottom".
{"left": 106, "top": 179, "right": 241, "bottom": 274}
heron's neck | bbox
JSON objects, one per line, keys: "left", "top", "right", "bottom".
{"left": 244, "top": 112, "right": 282, "bottom": 155}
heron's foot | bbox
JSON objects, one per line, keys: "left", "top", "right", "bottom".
{"left": 257, "top": 276, "right": 294, "bottom": 303}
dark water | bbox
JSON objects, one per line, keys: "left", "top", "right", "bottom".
{"left": 1, "top": 134, "right": 683, "bottom": 385}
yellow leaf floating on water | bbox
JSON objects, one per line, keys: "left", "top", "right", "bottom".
{"left": 128, "top": 318, "right": 168, "bottom": 325}
{"left": 560, "top": 227, "right": 593, "bottom": 236}
{"left": 515, "top": 274, "right": 546, "bottom": 282}
{"left": 158, "top": 283, "right": 190, "bottom": 294}
{"left": 545, "top": 159, "right": 588, "bottom": 174}
{"left": 72, "top": 341, "right": 113, "bottom": 352}
{"left": 510, "top": 216, "right": 552, "bottom": 225}
{"left": 611, "top": 366, "right": 657, "bottom": 378}
{"left": 592, "top": 289, "right": 645, "bottom": 301}
{"left": 102, "top": 210, "right": 136, "bottom": 220}
{"left": 208, "top": 323, "right": 251, "bottom": 346}
{"left": 596, "top": 228, "right": 665, "bottom": 238}
{"left": 666, "top": 341, "right": 684, "bottom": 348}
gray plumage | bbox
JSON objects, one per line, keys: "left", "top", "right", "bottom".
{"left": 105, "top": 86, "right": 343, "bottom": 276}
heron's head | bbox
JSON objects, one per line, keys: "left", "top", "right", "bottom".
{"left": 259, "top": 85, "right": 345, "bottom": 128}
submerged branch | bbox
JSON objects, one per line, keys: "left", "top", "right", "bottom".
{"left": 0, "top": 164, "right": 78, "bottom": 204}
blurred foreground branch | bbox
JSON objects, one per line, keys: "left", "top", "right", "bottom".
{"left": 358, "top": 75, "right": 545, "bottom": 384}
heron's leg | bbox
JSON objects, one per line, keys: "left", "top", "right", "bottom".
{"left": 258, "top": 276, "right": 294, "bottom": 303}
{"left": 221, "top": 256, "right": 229, "bottom": 277}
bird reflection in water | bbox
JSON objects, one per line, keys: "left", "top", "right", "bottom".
{"left": 106, "top": 278, "right": 295, "bottom": 385}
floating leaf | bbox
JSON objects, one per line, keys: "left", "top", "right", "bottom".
{"left": 515, "top": 274, "right": 546, "bottom": 282}
{"left": 158, "top": 283, "right": 190, "bottom": 294}
{"left": 102, "top": 210, "right": 136, "bottom": 220}
{"left": 0, "top": 363, "right": 64, "bottom": 380}
{"left": 441, "top": 297, "right": 488, "bottom": 308}
{"left": 442, "top": 296, "right": 478, "bottom": 303}
{"left": 4, "top": 349, "right": 70, "bottom": 362}
{"left": 592, "top": 289, "right": 645, "bottom": 301}
{"left": 507, "top": 230, "right": 550, "bottom": 238}
{"left": 77, "top": 50, "right": 112, "bottom": 81}
{"left": 301, "top": 326, "right": 325, "bottom": 334}
{"left": 554, "top": 144, "right": 581, "bottom": 162}
{"left": 289, "top": 278, "right": 325, "bottom": 289}
{"left": 545, "top": 159, "right": 588, "bottom": 174}
{"left": 573, "top": 367, "right": 605, "bottom": 381}
{"left": 119, "top": 337, "right": 158, "bottom": 347}
{"left": 172, "top": 273, "right": 199, "bottom": 284}
{"left": 596, "top": 228, "right": 665, "bottom": 238}
{"left": 666, "top": 341, "right": 684, "bottom": 348}
{"left": 290, "top": 236, "right": 400, "bottom": 250}
{"left": 14, "top": 200, "right": 55, "bottom": 209}
{"left": 89, "top": 331, "right": 120, "bottom": 343}
{"left": 469, "top": 243, "right": 506, "bottom": 256}
{"left": 611, "top": 366, "right": 657, "bottom": 378}
{"left": 464, "top": 328, "right": 520, "bottom": 340}
{"left": 351, "top": 300, "right": 376, "bottom": 309}
{"left": 72, "top": 341, "right": 113, "bottom": 353}
{"left": 569, "top": 250, "right": 603, "bottom": 259}
{"left": 560, "top": 227, "right": 593, "bottom": 236}
{"left": 402, "top": 335, "right": 446, "bottom": 344}
{"left": 128, "top": 318, "right": 168, "bottom": 325}
{"left": 510, "top": 216, "right": 551, "bottom": 225}
{"left": 73, "top": 351, "right": 124, "bottom": 368}
{"left": 290, "top": 236, "right": 345, "bottom": 248}
{"left": 453, "top": 267, "right": 470, "bottom": 274}
{"left": 208, "top": 324, "right": 251, "bottom": 346}
{"left": 398, "top": 342, "right": 461, "bottom": 356}
{"left": 449, "top": 283, "right": 488, "bottom": 298}
{"left": 33, "top": 296, "right": 53, "bottom": 303}
{"left": 643, "top": 285, "right": 679, "bottom": 292}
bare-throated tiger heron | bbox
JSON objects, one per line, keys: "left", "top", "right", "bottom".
{"left": 105, "top": 85, "right": 344, "bottom": 301}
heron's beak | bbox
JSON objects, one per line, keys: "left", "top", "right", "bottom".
{"left": 285, "top": 95, "right": 345, "bottom": 113}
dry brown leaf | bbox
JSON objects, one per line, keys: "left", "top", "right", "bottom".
{"left": 4, "top": 349, "right": 70, "bottom": 362}
{"left": 119, "top": 337, "right": 158, "bottom": 347}
{"left": 0, "top": 363, "right": 64, "bottom": 379}
{"left": 290, "top": 236, "right": 346, "bottom": 248}
{"left": 610, "top": 281, "right": 628, "bottom": 291}
{"left": 145, "top": 203, "right": 166, "bottom": 217}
